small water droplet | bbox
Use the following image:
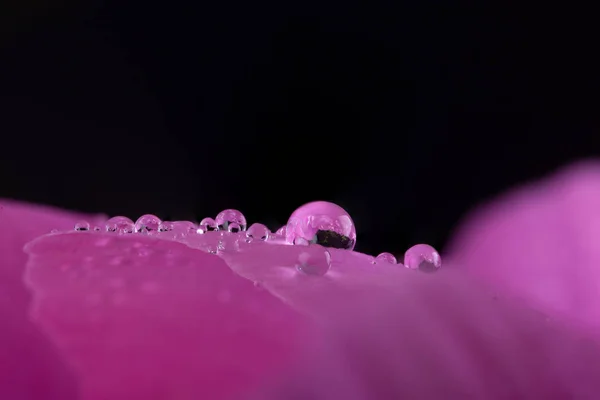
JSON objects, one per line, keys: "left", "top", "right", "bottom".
{"left": 228, "top": 222, "right": 241, "bottom": 233}
{"left": 158, "top": 222, "right": 174, "bottom": 232}
{"left": 135, "top": 214, "right": 162, "bottom": 234}
{"left": 105, "top": 217, "right": 135, "bottom": 234}
{"left": 246, "top": 223, "right": 270, "bottom": 242}
{"left": 215, "top": 209, "right": 247, "bottom": 231}
{"left": 372, "top": 252, "right": 397, "bottom": 265}
{"left": 197, "top": 217, "right": 218, "bottom": 234}
{"left": 50, "top": 229, "right": 59, "bottom": 234}
{"left": 74, "top": 221, "right": 90, "bottom": 231}
{"left": 296, "top": 246, "right": 332, "bottom": 276}
{"left": 404, "top": 244, "right": 442, "bottom": 272}
{"left": 286, "top": 201, "right": 356, "bottom": 250}
{"left": 275, "top": 226, "right": 286, "bottom": 236}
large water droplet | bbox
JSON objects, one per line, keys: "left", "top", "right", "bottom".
{"left": 246, "top": 223, "right": 270, "bottom": 242}
{"left": 286, "top": 201, "right": 356, "bottom": 250}
{"left": 197, "top": 217, "right": 218, "bottom": 234}
{"left": 135, "top": 214, "right": 162, "bottom": 234}
{"left": 372, "top": 252, "right": 397, "bottom": 265}
{"left": 404, "top": 244, "right": 442, "bottom": 272}
{"left": 105, "top": 216, "right": 135, "bottom": 234}
{"left": 74, "top": 221, "right": 90, "bottom": 231}
{"left": 296, "top": 246, "right": 332, "bottom": 276}
{"left": 215, "top": 209, "right": 247, "bottom": 231}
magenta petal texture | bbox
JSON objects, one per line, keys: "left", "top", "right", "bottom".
{"left": 3, "top": 172, "right": 600, "bottom": 400}
{"left": 0, "top": 200, "right": 105, "bottom": 399}
{"left": 446, "top": 161, "right": 600, "bottom": 332}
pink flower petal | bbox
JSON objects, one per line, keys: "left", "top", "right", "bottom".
{"left": 24, "top": 232, "right": 309, "bottom": 400}
{"left": 0, "top": 200, "right": 104, "bottom": 399}
{"left": 252, "top": 270, "right": 600, "bottom": 399}
{"left": 446, "top": 160, "right": 600, "bottom": 331}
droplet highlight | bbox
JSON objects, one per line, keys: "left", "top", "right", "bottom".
{"left": 404, "top": 244, "right": 442, "bottom": 272}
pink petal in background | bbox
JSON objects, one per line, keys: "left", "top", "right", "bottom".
{"left": 446, "top": 160, "right": 600, "bottom": 333}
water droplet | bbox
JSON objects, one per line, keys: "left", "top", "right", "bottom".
{"left": 135, "top": 214, "right": 162, "bottom": 234}
{"left": 246, "top": 223, "right": 270, "bottom": 242}
{"left": 50, "top": 229, "right": 59, "bottom": 234}
{"left": 404, "top": 244, "right": 442, "bottom": 272}
{"left": 286, "top": 201, "right": 356, "bottom": 250}
{"left": 105, "top": 217, "right": 135, "bottom": 234}
{"left": 197, "top": 217, "right": 218, "bottom": 234}
{"left": 171, "top": 221, "right": 197, "bottom": 236}
{"left": 372, "top": 252, "right": 397, "bottom": 265}
{"left": 228, "top": 222, "right": 241, "bottom": 233}
{"left": 158, "top": 221, "right": 174, "bottom": 232}
{"left": 92, "top": 226, "right": 101, "bottom": 232}
{"left": 74, "top": 221, "right": 90, "bottom": 231}
{"left": 275, "top": 226, "right": 286, "bottom": 236}
{"left": 215, "top": 209, "right": 247, "bottom": 231}
{"left": 296, "top": 246, "right": 332, "bottom": 276}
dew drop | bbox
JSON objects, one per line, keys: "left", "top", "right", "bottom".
{"left": 158, "top": 222, "right": 174, "bottom": 232}
{"left": 286, "top": 201, "right": 356, "bottom": 250}
{"left": 404, "top": 244, "right": 442, "bottom": 272}
{"left": 215, "top": 209, "right": 247, "bottom": 231}
{"left": 135, "top": 214, "right": 162, "bottom": 234}
{"left": 296, "top": 246, "right": 332, "bottom": 276}
{"left": 372, "top": 252, "right": 397, "bottom": 265}
{"left": 171, "top": 221, "right": 197, "bottom": 236}
{"left": 197, "top": 217, "right": 218, "bottom": 234}
{"left": 105, "top": 216, "right": 135, "bottom": 234}
{"left": 275, "top": 226, "right": 286, "bottom": 236}
{"left": 228, "top": 222, "right": 241, "bottom": 233}
{"left": 246, "top": 223, "right": 270, "bottom": 242}
{"left": 74, "top": 221, "right": 90, "bottom": 231}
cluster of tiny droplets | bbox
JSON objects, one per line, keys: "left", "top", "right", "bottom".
{"left": 71, "top": 202, "right": 441, "bottom": 275}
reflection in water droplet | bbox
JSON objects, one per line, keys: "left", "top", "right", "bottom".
{"left": 404, "top": 244, "right": 442, "bottom": 272}
{"left": 293, "top": 237, "right": 309, "bottom": 246}
{"left": 158, "top": 222, "right": 174, "bottom": 232}
{"left": 372, "top": 252, "right": 397, "bottom": 265}
{"left": 228, "top": 222, "right": 241, "bottom": 233}
{"left": 246, "top": 223, "right": 270, "bottom": 242}
{"left": 105, "top": 217, "right": 135, "bottom": 234}
{"left": 296, "top": 246, "right": 332, "bottom": 276}
{"left": 74, "top": 221, "right": 90, "bottom": 231}
{"left": 286, "top": 201, "right": 356, "bottom": 250}
{"left": 197, "top": 217, "right": 218, "bottom": 234}
{"left": 135, "top": 214, "right": 162, "bottom": 234}
{"left": 215, "top": 209, "right": 247, "bottom": 231}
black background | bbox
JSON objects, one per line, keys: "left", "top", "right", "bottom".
{"left": 1, "top": 2, "right": 598, "bottom": 257}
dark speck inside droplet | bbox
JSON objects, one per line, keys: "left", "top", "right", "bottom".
{"left": 75, "top": 227, "right": 89, "bottom": 231}
{"left": 314, "top": 230, "right": 355, "bottom": 250}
